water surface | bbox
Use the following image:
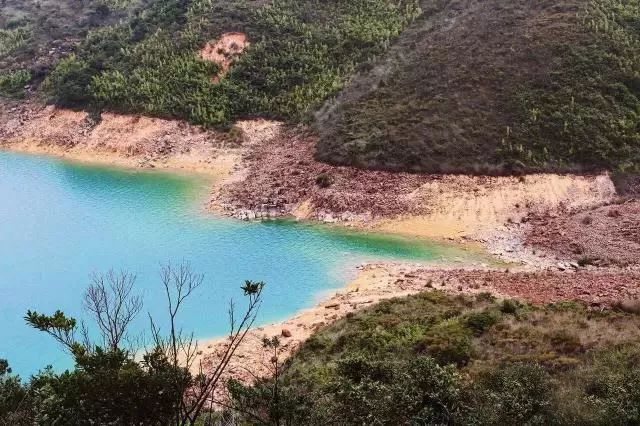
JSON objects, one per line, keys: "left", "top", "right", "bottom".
{"left": 0, "top": 152, "right": 488, "bottom": 375}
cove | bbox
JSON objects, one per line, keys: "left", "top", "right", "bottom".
{"left": 0, "top": 152, "right": 489, "bottom": 375}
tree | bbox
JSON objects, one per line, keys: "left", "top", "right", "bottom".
{"left": 25, "top": 261, "right": 266, "bottom": 425}
{"left": 149, "top": 262, "right": 266, "bottom": 425}
{"left": 83, "top": 270, "right": 143, "bottom": 351}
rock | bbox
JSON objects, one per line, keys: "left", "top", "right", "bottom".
{"left": 281, "top": 329, "right": 292, "bottom": 338}
{"left": 325, "top": 302, "right": 340, "bottom": 309}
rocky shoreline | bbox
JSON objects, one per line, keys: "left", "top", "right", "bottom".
{"left": 2, "top": 103, "right": 638, "bottom": 390}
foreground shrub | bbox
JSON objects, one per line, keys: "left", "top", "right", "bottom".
{"left": 466, "top": 363, "right": 554, "bottom": 425}
{"left": 0, "top": 70, "right": 31, "bottom": 98}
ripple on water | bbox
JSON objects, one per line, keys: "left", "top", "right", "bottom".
{"left": 0, "top": 152, "right": 490, "bottom": 375}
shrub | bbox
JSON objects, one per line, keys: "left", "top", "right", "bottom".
{"left": 315, "top": 173, "right": 333, "bottom": 188}
{"left": 42, "top": 55, "right": 94, "bottom": 106}
{"left": 500, "top": 299, "right": 521, "bottom": 315}
{"left": 467, "top": 363, "right": 554, "bottom": 425}
{"left": 0, "top": 70, "right": 31, "bottom": 98}
{"left": 418, "top": 319, "right": 473, "bottom": 366}
{"left": 579, "top": 346, "right": 640, "bottom": 425}
{"left": 464, "top": 309, "right": 501, "bottom": 334}
{"left": 0, "top": 27, "right": 31, "bottom": 56}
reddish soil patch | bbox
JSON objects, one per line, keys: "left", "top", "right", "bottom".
{"left": 199, "top": 32, "right": 248, "bottom": 82}
{"left": 220, "top": 126, "right": 431, "bottom": 218}
{"left": 525, "top": 199, "right": 640, "bottom": 267}
{"left": 392, "top": 268, "right": 640, "bottom": 308}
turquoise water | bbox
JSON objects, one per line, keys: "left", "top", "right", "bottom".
{"left": 0, "top": 152, "right": 486, "bottom": 375}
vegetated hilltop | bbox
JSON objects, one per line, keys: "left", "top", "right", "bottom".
{"left": 3, "top": 0, "right": 421, "bottom": 122}
{"left": 2, "top": 0, "right": 639, "bottom": 175}
{"left": 317, "top": 0, "right": 640, "bottom": 174}
{"left": 0, "top": 0, "right": 139, "bottom": 97}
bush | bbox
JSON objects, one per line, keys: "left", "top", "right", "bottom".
{"left": 578, "top": 346, "right": 640, "bottom": 425}
{"left": 43, "top": 55, "right": 94, "bottom": 106}
{"left": 319, "top": 355, "right": 461, "bottom": 425}
{"left": 0, "top": 27, "right": 31, "bottom": 56}
{"left": 468, "top": 363, "right": 554, "bottom": 425}
{"left": 500, "top": 299, "right": 521, "bottom": 315}
{"left": 0, "top": 70, "right": 31, "bottom": 98}
{"left": 418, "top": 319, "right": 474, "bottom": 366}
{"left": 464, "top": 309, "right": 502, "bottom": 334}
{"left": 315, "top": 172, "right": 333, "bottom": 188}
{"left": 0, "top": 360, "right": 33, "bottom": 425}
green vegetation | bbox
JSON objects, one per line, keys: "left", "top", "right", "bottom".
{"left": 2, "top": 273, "right": 640, "bottom": 424}
{"left": 0, "top": 264, "right": 266, "bottom": 425}
{"left": 0, "top": 69, "right": 31, "bottom": 98}
{"left": 316, "top": 0, "right": 640, "bottom": 173}
{"left": 0, "top": 27, "right": 30, "bottom": 56}
{"left": 507, "top": 0, "right": 640, "bottom": 172}
{"left": 226, "top": 292, "right": 640, "bottom": 425}
{"left": 3, "top": 0, "right": 639, "bottom": 174}
{"left": 38, "top": 0, "right": 420, "bottom": 125}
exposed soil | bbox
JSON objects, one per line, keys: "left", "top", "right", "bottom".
{"left": 200, "top": 32, "right": 248, "bottom": 82}
{"left": 0, "top": 102, "right": 241, "bottom": 179}
{"left": 217, "top": 123, "right": 616, "bottom": 244}
{"left": 199, "top": 263, "right": 640, "bottom": 386}
{"left": 216, "top": 125, "right": 431, "bottom": 220}
{"left": 525, "top": 199, "right": 640, "bottom": 267}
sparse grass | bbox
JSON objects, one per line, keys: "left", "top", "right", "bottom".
{"left": 316, "top": 0, "right": 640, "bottom": 174}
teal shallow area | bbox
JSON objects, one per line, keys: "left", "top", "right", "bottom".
{"left": 0, "top": 152, "right": 489, "bottom": 375}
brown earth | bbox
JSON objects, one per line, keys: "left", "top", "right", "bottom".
{"left": 216, "top": 125, "right": 432, "bottom": 220}
{"left": 199, "top": 32, "right": 248, "bottom": 82}
{"left": 217, "top": 123, "right": 616, "bottom": 244}
{"left": 199, "top": 263, "right": 640, "bottom": 386}
{"left": 525, "top": 199, "right": 640, "bottom": 267}
{"left": 0, "top": 102, "right": 241, "bottom": 179}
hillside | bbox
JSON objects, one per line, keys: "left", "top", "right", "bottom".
{"left": 316, "top": 0, "right": 640, "bottom": 173}
{"left": 2, "top": 0, "right": 639, "bottom": 174}
{"left": 226, "top": 291, "right": 640, "bottom": 424}
{"left": 0, "top": 0, "right": 138, "bottom": 97}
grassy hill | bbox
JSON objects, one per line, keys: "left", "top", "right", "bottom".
{"left": 227, "top": 291, "right": 640, "bottom": 425}
{"left": 316, "top": 0, "right": 640, "bottom": 174}
{"left": 2, "top": 0, "right": 639, "bottom": 174}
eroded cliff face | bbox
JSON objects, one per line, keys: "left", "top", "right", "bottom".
{"left": 0, "top": 103, "right": 241, "bottom": 178}
{"left": 1, "top": 102, "right": 621, "bottom": 270}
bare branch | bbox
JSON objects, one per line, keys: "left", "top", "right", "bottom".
{"left": 83, "top": 270, "right": 142, "bottom": 351}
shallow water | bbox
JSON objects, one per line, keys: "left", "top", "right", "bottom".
{"left": 0, "top": 152, "right": 489, "bottom": 375}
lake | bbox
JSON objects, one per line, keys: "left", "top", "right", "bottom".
{"left": 0, "top": 151, "right": 487, "bottom": 375}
